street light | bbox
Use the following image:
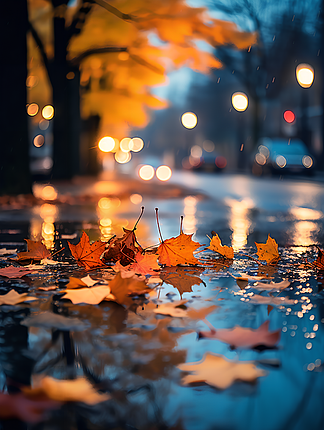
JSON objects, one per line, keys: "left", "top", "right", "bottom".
{"left": 231, "top": 92, "right": 248, "bottom": 112}
{"left": 296, "top": 64, "right": 314, "bottom": 88}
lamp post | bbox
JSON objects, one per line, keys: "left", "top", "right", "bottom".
{"left": 232, "top": 92, "right": 248, "bottom": 170}
{"left": 296, "top": 64, "right": 314, "bottom": 149}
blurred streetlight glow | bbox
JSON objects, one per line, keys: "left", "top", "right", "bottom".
{"left": 181, "top": 112, "right": 197, "bottom": 129}
{"left": 115, "top": 150, "right": 131, "bottom": 163}
{"left": 27, "top": 103, "right": 39, "bottom": 116}
{"left": 42, "top": 105, "right": 54, "bottom": 120}
{"left": 120, "top": 138, "right": 131, "bottom": 152}
{"left": 156, "top": 165, "right": 172, "bottom": 181}
{"left": 232, "top": 92, "right": 248, "bottom": 111}
{"left": 33, "top": 134, "right": 45, "bottom": 147}
{"left": 139, "top": 165, "right": 154, "bottom": 180}
{"left": 296, "top": 64, "right": 314, "bottom": 88}
{"left": 130, "top": 194, "right": 143, "bottom": 204}
{"left": 191, "top": 145, "right": 202, "bottom": 158}
{"left": 129, "top": 137, "right": 144, "bottom": 152}
{"left": 98, "top": 136, "right": 115, "bottom": 152}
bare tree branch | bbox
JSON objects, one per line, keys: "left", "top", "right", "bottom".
{"left": 70, "top": 46, "right": 128, "bottom": 65}
{"left": 93, "top": 0, "right": 135, "bottom": 21}
{"left": 28, "top": 21, "right": 53, "bottom": 85}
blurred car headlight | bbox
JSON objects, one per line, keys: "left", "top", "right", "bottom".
{"left": 276, "top": 155, "right": 287, "bottom": 168}
{"left": 255, "top": 153, "right": 267, "bottom": 165}
{"left": 302, "top": 155, "right": 313, "bottom": 168}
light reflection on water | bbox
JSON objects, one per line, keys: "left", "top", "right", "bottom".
{"left": 225, "top": 198, "right": 254, "bottom": 251}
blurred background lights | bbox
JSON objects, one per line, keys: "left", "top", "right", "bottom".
{"left": 156, "top": 165, "right": 172, "bottom": 181}
{"left": 215, "top": 155, "right": 227, "bottom": 169}
{"left": 130, "top": 193, "right": 143, "bottom": 204}
{"left": 98, "top": 136, "right": 115, "bottom": 152}
{"left": 41, "top": 185, "right": 58, "bottom": 201}
{"left": 181, "top": 112, "right": 198, "bottom": 129}
{"left": 42, "top": 105, "right": 54, "bottom": 120}
{"left": 139, "top": 165, "right": 154, "bottom": 180}
{"left": 283, "top": 110, "right": 296, "bottom": 123}
{"left": 120, "top": 137, "right": 132, "bottom": 152}
{"left": 26, "top": 75, "right": 38, "bottom": 88}
{"left": 302, "top": 155, "right": 313, "bottom": 168}
{"left": 191, "top": 145, "right": 203, "bottom": 158}
{"left": 39, "top": 120, "right": 49, "bottom": 130}
{"left": 100, "top": 218, "right": 112, "bottom": 227}
{"left": 115, "top": 150, "right": 131, "bottom": 164}
{"left": 33, "top": 134, "right": 45, "bottom": 147}
{"left": 129, "top": 137, "right": 144, "bottom": 152}
{"left": 27, "top": 103, "right": 39, "bottom": 116}
{"left": 276, "top": 155, "right": 287, "bottom": 168}
{"left": 232, "top": 92, "right": 248, "bottom": 111}
{"left": 203, "top": 140, "right": 215, "bottom": 152}
{"left": 98, "top": 197, "right": 111, "bottom": 209}
{"left": 296, "top": 64, "right": 314, "bottom": 88}
{"left": 255, "top": 153, "right": 267, "bottom": 165}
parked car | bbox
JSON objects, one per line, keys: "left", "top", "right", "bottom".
{"left": 182, "top": 149, "right": 227, "bottom": 173}
{"left": 251, "top": 138, "right": 314, "bottom": 176}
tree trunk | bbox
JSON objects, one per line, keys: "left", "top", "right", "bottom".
{"left": 51, "top": 4, "right": 81, "bottom": 180}
{"left": 0, "top": 0, "right": 31, "bottom": 195}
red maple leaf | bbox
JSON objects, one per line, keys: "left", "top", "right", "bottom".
{"left": 17, "top": 240, "right": 51, "bottom": 262}
{"left": 68, "top": 231, "right": 107, "bottom": 270}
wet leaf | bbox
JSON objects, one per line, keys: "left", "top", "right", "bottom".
{"left": 118, "top": 252, "right": 160, "bottom": 276}
{"left": 17, "top": 239, "right": 51, "bottom": 262}
{"left": 158, "top": 233, "right": 202, "bottom": 266}
{"left": 23, "top": 376, "right": 110, "bottom": 405}
{"left": 198, "top": 320, "right": 280, "bottom": 349}
{"left": 108, "top": 272, "right": 150, "bottom": 306}
{"left": 313, "top": 247, "right": 324, "bottom": 270}
{"left": 61, "top": 285, "right": 114, "bottom": 305}
{"left": 208, "top": 233, "right": 234, "bottom": 259}
{"left": 0, "top": 290, "right": 37, "bottom": 305}
{"left": 66, "top": 275, "right": 98, "bottom": 289}
{"left": 255, "top": 235, "right": 279, "bottom": 264}
{"left": 178, "top": 352, "right": 266, "bottom": 389}
{"left": 249, "top": 295, "right": 297, "bottom": 306}
{"left": 253, "top": 280, "right": 290, "bottom": 291}
{"left": 0, "top": 265, "right": 33, "bottom": 279}
{"left": 68, "top": 231, "right": 107, "bottom": 270}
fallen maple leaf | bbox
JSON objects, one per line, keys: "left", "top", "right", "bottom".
{"left": 198, "top": 320, "right": 280, "bottom": 349}
{"left": 255, "top": 235, "right": 279, "bottom": 264}
{"left": 160, "top": 266, "right": 205, "bottom": 296}
{"left": 17, "top": 239, "right": 51, "bottom": 262}
{"left": 116, "top": 252, "right": 160, "bottom": 276}
{"left": 178, "top": 352, "right": 266, "bottom": 389}
{"left": 0, "top": 265, "right": 33, "bottom": 279}
{"left": 68, "top": 231, "right": 107, "bottom": 270}
{"left": 158, "top": 233, "right": 201, "bottom": 266}
{"left": 313, "top": 247, "right": 324, "bottom": 270}
{"left": 61, "top": 285, "right": 114, "bottom": 305}
{"left": 208, "top": 233, "right": 234, "bottom": 259}
{"left": 249, "top": 295, "right": 297, "bottom": 306}
{"left": 0, "top": 289, "right": 37, "bottom": 305}
{"left": 23, "top": 376, "right": 110, "bottom": 405}
{"left": 66, "top": 275, "right": 98, "bottom": 289}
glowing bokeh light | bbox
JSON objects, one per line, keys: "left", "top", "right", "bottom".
{"left": 215, "top": 156, "right": 227, "bottom": 169}
{"left": 302, "top": 155, "right": 313, "bottom": 168}
{"left": 41, "top": 185, "right": 58, "bottom": 201}
{"left": 232, "top": 92, "right": 248, "bottom": 112}
{"left": 115, "top": 151, "right": 131, "bottom": 164}
{"left": 120, "top": 138, "right": 132, "bottom": 152}
{"left": 26, "top": 76, "right": 38, "bottom": 88}
{"left": 100, "top": 218, "right": 112, "bottom": 227}
{"left": 66, "top": 72, "right": 75, "bottom": 80}
{"left": 203, "top": 140, "right": 215, "bottom": 152}
{"left": 27, "top": 103, "right": 39, "bottom": 116}
{"left": 42, "top": 105, "right": 54, "bottom": 120}
{"left": 33, "top": 134, "right": 45, "bottom": 148}
{"left": 130, "top": 194, "right": 143, "bottom": 204}
{"left": 98, "top": 136, "right": 116, "bottom": 152}
{"left": 129, "top": 137, "right": 144, "bottom": 152}
{"left": 39, "top": 120, "right": 49, "bottom": 130}
{"left": 98, "top": 197, "right": 111, "bottom": 209}
{"left": 276, "top": 155, "right": 287, "bottom": 168}
{"left": 156, "top": 165, "right": 172, "bottom": 181}
{"left": 255, "top": 153, "right": 267, "bottom": 165}
{"left": 283, "top": 110, "right": 295, "bottom": 123}
{"left": 191, "top": 145, "right": 202, "bottom": 158}
{"left": 181, "top": 112, "right": 198, "bottom": 129}
{"left": 296, "top": 64, "right": 314, "bottom": 88}
{"left": 139, "top": 165, "right": 155, "bottom": 181}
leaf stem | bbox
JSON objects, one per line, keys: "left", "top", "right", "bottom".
{"left": 180, "top": 216, "right": 183, "bottom": 234}
{"left": 155, "top": 208, "right": 163, "bottom": 243}
{"left": 134, "top": 206, "right": 145, "bottom": 231}
{"left": 51, "top": 247, "right": 65, "bottom": 258}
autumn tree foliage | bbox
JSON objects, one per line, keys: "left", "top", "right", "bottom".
{"left": 25, "top": 0, "right": 255, "bottom": 182}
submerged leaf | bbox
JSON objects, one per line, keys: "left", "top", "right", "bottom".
{"left": 178, "top": 352, "right": 266, "bottom": 389}
{"left": 0, "top": 265, "right": 33, "bottom": 279}
{"left": 0, "top": 290, "right": 37, "bottom": 305}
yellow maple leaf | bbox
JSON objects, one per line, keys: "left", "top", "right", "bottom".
{"left": 208, "top": 234, "right": 234, "bottom": 259}
{"left": 255, "top": 235, "right": 279, "bottom": 264}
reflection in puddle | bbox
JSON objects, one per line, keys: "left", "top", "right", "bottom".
{"left": 30, "top": 203, "right": 58, "bottom": 249}
{"left": 183, "top": 196, "right": 197, "bottom": 234}
{"left": 289, "top": 207, "right": 323, "bottom": 221}
{"left": 225, "top": 198, "right": 254, "bottom": 251}
{"left": 290, "top": 221, "right": 320, "bottom": 249}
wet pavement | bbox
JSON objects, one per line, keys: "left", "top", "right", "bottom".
{"left": 0, "top": 171, "right": 324, "bottom": 429}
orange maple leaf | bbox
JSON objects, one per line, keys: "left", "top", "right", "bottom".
{"left": 255, "top": 235, "right": 279, "bottom": 264}
{"left": 17, "top": 239, "right": 51, "bottom": 262}
{"left": 157, "top": 233, "right": 201, "bottom": 266}
{"left": 126, "top": 252, "right": 160, "bottom": 276}
{"left": 68, "top": 231, "right": 107, "bottom": 270}
{"left": 108, "top": 272, "right": 150, "bottom": 306}
{"left": 208, "top": 233, "right": 234, "bottom": 259}
{"left": 313, "top": 247, "right": 324, "bottom": 270}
